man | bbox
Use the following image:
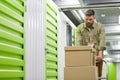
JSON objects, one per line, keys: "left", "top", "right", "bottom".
{"left": 76, "top": 9, "right": 106, "bottom": 78}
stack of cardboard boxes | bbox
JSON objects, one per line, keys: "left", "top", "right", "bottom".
{"left": 64, "top": 46, "right": 98, "bottom": 80}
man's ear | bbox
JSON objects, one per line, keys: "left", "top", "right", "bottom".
{"left": 93, "top": 16, "right": 95, "bottom": 19}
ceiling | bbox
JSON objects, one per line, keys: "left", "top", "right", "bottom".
{"left": 94, "top": 8, "right": 120, "bottom": 24}
{"left": 53, "top": 0, "right": 120, "bottom": 53}
{"left": 54, "top": 0, "right": 120, "bottom": 25}
{"left": 82, "top": 0, "right": 120, "bottom": 5}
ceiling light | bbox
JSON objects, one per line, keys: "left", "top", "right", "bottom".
{"left": 73, "top": 11, "right": 81, "bottom": 20}
{"left": 101, "top": 14, "right": 105, "bottom": 17}
{"left": 119, "top": 15, "right": 120, "bottom": 24}
{"left": 118, "top": 7, "right": 120, "bottom": 9}
{"left": 78, "top": 10, "right": 85, "bottom": 19}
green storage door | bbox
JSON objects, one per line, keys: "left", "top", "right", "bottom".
{"left": 108, "top": 63, "right": 116, "bottom": 80}
{"left": 0, "top": 0, "right": 25, "bottom": 80}
{"left": 74, "top": 28, "right": 77, "bottom": 46}
{"left": 45, "top": 1, "right": 58, "bottom": 80}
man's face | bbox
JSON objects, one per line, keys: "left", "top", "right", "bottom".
{"left": 85, "top": 16, "right": 95, "bottom": 27}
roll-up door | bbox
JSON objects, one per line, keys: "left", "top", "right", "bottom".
{"left": 0, "top": 0, "right": 25, "bottom": 80}
{"left": 45, "top": 1, "right": 58, "bottom": 80}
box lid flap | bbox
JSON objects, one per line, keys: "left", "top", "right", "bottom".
{"left": 65, "top": 46, "right": 92, "bottom": 51}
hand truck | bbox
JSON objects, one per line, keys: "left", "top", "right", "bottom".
{"left": 98, "top": 59, "right": 108, "bottom": 80}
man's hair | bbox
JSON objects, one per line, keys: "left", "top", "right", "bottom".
{"left": 85, "top": 9, "right": 95, "bottom": 16}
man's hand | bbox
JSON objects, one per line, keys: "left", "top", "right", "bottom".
{"left": 96, "top": 56, "right": 102, "bottom": 62}
{"left": 96, "top": 50, "right": 104, "bottom": 62}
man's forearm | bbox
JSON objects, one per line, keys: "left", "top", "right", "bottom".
{"left": 98, "top": 50, "right": 104, "bottom": 58}
{"left": 96, "top": 50, "right": 104, "bottom": 61}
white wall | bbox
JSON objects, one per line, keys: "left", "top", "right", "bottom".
{"left": 58, "top": 12, "right": 67, "bottom": 80}
{"left": 25, "top": 0, "right": 46, "bottom": 80}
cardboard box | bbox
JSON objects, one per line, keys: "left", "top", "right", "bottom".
{"left": 65, "top": 46, "right": 96, "bottom": 67}
{"left": 64, "top": 66, "right": 98, "bottom": 80}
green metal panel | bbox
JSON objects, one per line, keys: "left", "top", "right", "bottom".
{"left": 108, "top": 63, "right": 116, "bottom": 80}
{"left": 46, "top": 1, "right": 58, "bottom": 80}
{"left": 0, "top": 0, "right": 25, "bottom": 80}
{"left": 74, "top": 29, "right": 77, "bottom": 46}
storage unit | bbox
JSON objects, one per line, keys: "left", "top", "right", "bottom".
{"left": 0, "top": 0, "right": 25, "bottom": 79}
{"left": 45, "top": 1, "right": 58, "bottom": 80}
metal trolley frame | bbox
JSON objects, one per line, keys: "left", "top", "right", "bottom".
{"left": 98, "top": 60, "right": 108, "bottom": 80}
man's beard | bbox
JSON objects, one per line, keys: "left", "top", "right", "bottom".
{"left": 86, "top": 23, "right": 93, "bottom": 27}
